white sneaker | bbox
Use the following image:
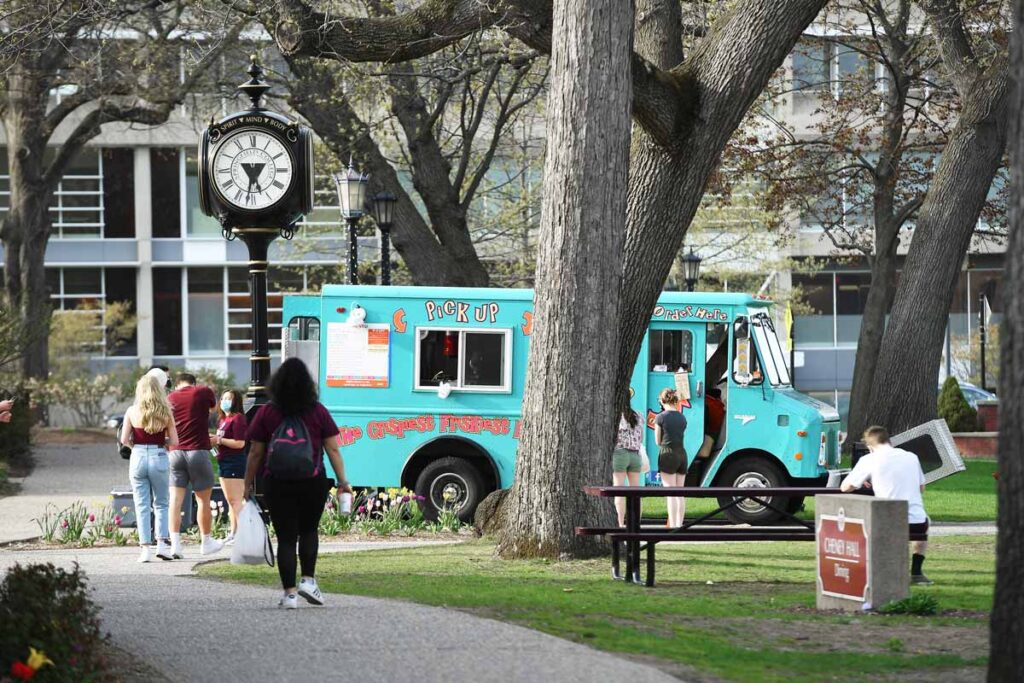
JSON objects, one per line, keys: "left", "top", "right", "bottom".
{"left": 200, "top": 537, "right": 224, "bottom": 555}
{"left": 223, "top": 533, "right": 235, "bottom": 546}
{"left": 278, "top": 592, "right": 298, "bottom": 610}
{"left": 298, "top": 577, "right": 324, "bottom": 606}
{"left": 138, "top": 546, "right": 152, "bottom": 563}
{"left": 156, "top": 541, "right": 174, "bottom": 561}
{"left": 169, "top": 539, "right": 184, "bottom": 560}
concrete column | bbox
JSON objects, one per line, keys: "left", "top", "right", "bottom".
{"left": 134, "top": 148, "right": 155, "bottom": 367}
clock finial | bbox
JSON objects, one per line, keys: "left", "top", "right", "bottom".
{"left": 238, "top": 54, "right": 271, "bottom": 110}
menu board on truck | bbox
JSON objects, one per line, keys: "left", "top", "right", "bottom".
{"left": 325, "top": 322, "right": 390, "bottom": 388}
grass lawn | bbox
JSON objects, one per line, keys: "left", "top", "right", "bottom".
{"left": 641, "top": 459, "right": 997, "bottom": 523}
{"left": 202, "top": 535, "right": 993, "bottom": 682}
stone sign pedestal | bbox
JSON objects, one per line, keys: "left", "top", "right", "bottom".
{"left": 815, "top": 494, "right": 908, "bottom": 612}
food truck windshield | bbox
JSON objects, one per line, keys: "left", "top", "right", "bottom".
{"left": 750, "top": 310, "right": 792, "bottom": 386}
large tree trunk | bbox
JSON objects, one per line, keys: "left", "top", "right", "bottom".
{"left": 494, "top": 0, "right": 632, "bottom": 559}
{"left": 866, "top": 62, "right": 1009, "bottom": 433}
{"left": 615, "top": 0, "right": 827, "bottom": 409}
{"left": 988, "top": 5, "right": 1024, "bottom": 679}
{"left": 846, "top": 244, "right": 898, "bottom": 442}
{"left": 2, "top": 88, "right": 53, "bottom": 381}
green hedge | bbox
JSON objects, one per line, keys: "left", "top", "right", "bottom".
{"left": 937, "top": 377, "right": 979, "bottom": 433}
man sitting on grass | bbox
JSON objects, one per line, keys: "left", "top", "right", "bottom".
{"left": 840, "top": 425, "right": 933, "bottom": 585}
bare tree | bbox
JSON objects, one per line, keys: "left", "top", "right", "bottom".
{"left": 866, "top": 0, "right": 1010, "bottom": 433}
{"left": 0, "top": 1, "right": 242, "bottom": 380}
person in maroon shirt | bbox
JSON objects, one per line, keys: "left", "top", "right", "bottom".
{"left": 245, "top": 358, "right": 351, "bottom": 609}
{"left": 211, "top": 388, "right": 248, "bottom": 542}
{"left": 167, "top": 373, "right": 222, "bottom": 558}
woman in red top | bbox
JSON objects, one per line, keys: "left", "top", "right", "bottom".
{"left": 211, "top": 389, "right": 247, "bottom": 543}
{"left": 120, "top": 374, "right": 179, "bottom": 563}
{"left": 245, "top": 358, "right": 352, "bottom": 609}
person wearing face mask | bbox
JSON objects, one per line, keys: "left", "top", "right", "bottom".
{"left": 211, "top": 389, "right": 248, "bottom": 544}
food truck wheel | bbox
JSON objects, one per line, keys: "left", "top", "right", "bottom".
{"left": 717, "top": 457, "right": 789, "bottom": 525}
{"left": 415, "top": 457, "right": 485, "bottom": 523}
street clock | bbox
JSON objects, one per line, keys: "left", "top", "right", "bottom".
{"left": 198, "top": 57, "right": 314, "bottom": 231}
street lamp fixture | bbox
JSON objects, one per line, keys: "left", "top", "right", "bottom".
{"left": 332, "top": 158, "right": 369, "bottom": 284}
{"left": 371, "top": 192, "right": 397, "bottom": 285}
{"left": 681, "top": 248, "right": 703, "bottom": 292}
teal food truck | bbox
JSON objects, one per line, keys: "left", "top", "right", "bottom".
{"left": 281, "top": 286, "right": 844, "bottom": 524}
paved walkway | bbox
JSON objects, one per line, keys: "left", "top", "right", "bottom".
{"left": 0, "top": 544, "right": 677, "bottom": 683}
{"left": 0, "top": 441, "right": 125, "bottom": 543}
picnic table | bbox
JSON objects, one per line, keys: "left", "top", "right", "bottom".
{"left": 578, "top": 486, "right": 927, "bottom": 587}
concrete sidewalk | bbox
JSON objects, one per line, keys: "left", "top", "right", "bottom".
{"left": 0, "top": 442, "right": 126, "bottom": 544}
{"left": 0, "top": 544, "right": 677, "bottom": 683}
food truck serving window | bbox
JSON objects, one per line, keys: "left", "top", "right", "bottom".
{"left": 415, "top": 328, "right": 512, "bottom": 392}
{"left": 649, "top": 329, "right": 693, "bottom": 372}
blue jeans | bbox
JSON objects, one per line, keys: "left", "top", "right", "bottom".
{"left": 129, "top": 445, "right": 170, "bottom": 544}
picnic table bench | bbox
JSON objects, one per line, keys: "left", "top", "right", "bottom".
{"left": 578, "top": 486, "right": 927, "bottom": 587}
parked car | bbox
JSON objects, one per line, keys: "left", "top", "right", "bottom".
{"left": 939, "top": 380, "right": 997, "bottom": 409}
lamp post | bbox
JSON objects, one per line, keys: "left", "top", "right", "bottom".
{"left": 333, "top": 159, "right": 369, "bottom": 284}
{"left": 371, "top": 192, "right": 397, "bottom": 285}
{"left": 681, "top": 248, "right": 703, "bottom": 292}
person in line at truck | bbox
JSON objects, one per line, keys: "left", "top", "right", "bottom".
{"left": 612, "top": 400, "right": 645, "bottom": 527}
{"left": 120, "top": 374, "right": 179, "bottom": 563}
{"left": 210, "top": 389, "right": 247, "bottom": 544}
{"left": 655, "top": 388, "right": 688, "bottom": 528}
{"left": 0, "top": 397, "right": 14, "bottom": 423}
{"left": 840, "top": 425, "right": 933, "bottom": 585}
{"left": 244, "top": 357, "right": 354, "bottom": 610}
{"left": 167, "top": 373, "right": 223, "bottom": 559}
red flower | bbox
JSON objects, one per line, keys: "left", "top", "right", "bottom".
{"left": 11, "top": 661, "right": 36, "bottom": 681}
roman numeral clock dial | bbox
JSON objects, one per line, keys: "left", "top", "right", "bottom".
{"left": 212, "top": 130, "right": 293, "bottom": 211}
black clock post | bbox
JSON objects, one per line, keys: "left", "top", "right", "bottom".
{"left": 198, "top": 57, "right": 314, "bottom": 410}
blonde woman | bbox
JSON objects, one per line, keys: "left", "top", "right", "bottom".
{"left": 120, "top": 374, "right": 179, "bottom": 563}
{"left": 654, "top": 388, "right": 688, "bottom": 528}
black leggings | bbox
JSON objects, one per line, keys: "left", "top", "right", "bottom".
{"left": 264, "top": 477, "right": 330, "bottom": 590}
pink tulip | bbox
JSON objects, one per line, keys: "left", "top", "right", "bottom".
{"left": 88, "top": 514, "right": 95, "bottom": 522}
{"left": 114, "top": 515, "right": 122, "bottom": 525}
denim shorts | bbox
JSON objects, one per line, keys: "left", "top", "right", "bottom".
{"left": 218, "top": 453, "right": 247, "bottom": 479}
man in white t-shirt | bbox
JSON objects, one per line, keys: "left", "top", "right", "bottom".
{"left": 840, "top": 425, "right": 933, "bottom": 585}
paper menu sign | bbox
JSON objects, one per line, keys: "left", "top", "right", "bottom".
{"left": 325, "top": 322, "right": 390, "bottom": 388}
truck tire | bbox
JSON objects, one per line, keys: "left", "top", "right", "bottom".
{"left": 716, "top": 457, "right": 790, "bottom": 525}
{"left": 415, "top": 457, "right": 485, "bottom": 524}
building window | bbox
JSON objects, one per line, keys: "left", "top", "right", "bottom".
{"left": 151, "top": 148, "right": 181, "bottom": 238}
{"left": 648, "top": 329, "right": 693, "bottom": 372}
{"left": 792, "top": 40, "right": 829, "bottom": 91}
{"left": 153, "top": 267, "right": 183, "bottom": 356}
{"left": 835, "top": 272, "right": 871, "bottom": 344}
{"left": 185, "top": 148, "right": 221, "bottom": 236}
{"left": 793, "top": 273, "right": 835, "bottom": 346}
{"left": 102, "top": 149, "right": 135, "bottom": 238}
{"left": 46, "top": 267, "right": 137, "bottom": 356}
{"left": 415, "top": 328, "right": 512, "bottom": 392}
{"left": 187, "top": 267, "right": 224, "bottom": 354}
{"left": 47, "top": 149, "right": 104, "bottom": 239}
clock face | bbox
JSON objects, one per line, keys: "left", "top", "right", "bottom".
{"left": 211, "top": 129, "right": 294, "bottom": 211}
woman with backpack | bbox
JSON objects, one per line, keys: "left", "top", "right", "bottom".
{"left": 120, "top": 374, "right": 179, "bottom": 563}
{"left": 244, "top": 358, "right": 353, "bottom": 609}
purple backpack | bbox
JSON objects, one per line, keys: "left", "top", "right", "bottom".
{"left": 267, "top": 412, "right": 319, "bottom": 479}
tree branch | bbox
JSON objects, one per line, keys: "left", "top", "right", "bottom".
{"left": 919, "top": 0, "right": 980, "bottom": 94}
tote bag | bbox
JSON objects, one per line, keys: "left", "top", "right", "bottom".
{"left": 230, "top": 499, "right": 275, "bottom": 567}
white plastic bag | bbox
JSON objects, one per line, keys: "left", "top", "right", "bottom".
{"left": 639, "top": 443, "right": 651, "bottom": 474}
{"left": 231, "top": 499, "right": 274, "bottom": 566}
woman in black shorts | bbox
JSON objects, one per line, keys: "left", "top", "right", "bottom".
{"left": 654, "top": 388, "right": 688, "bottom": 528}
{"left": 211, "top": 389, "right": 247, "bottom": 544}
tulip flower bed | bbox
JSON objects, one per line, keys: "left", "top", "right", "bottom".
{"left": 0, "top": 563, "right": 111, "bottom": 682}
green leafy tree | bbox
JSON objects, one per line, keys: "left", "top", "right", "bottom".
{"left": 937, "top": 376, "right": 978, "bottom": 433}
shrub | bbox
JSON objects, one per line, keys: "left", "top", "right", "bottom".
{"left": 0, "top": 563, "right": 111, "bottom": 682}
{"left": 877, "top": 593, "right": 939, "bottom": 616}
{"left": 937, "top": 377, "right": 979, "bottom": 432}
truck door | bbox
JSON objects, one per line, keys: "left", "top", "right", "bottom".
{"left": 645, "top": 324, "right": 705, "bottom": 468}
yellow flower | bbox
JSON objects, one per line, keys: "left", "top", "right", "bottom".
{"left": 120, "top": 506, "right": 129, "bottom": 514}
{"left": 27, "top": 647, "right": 53, "bottom": 670}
